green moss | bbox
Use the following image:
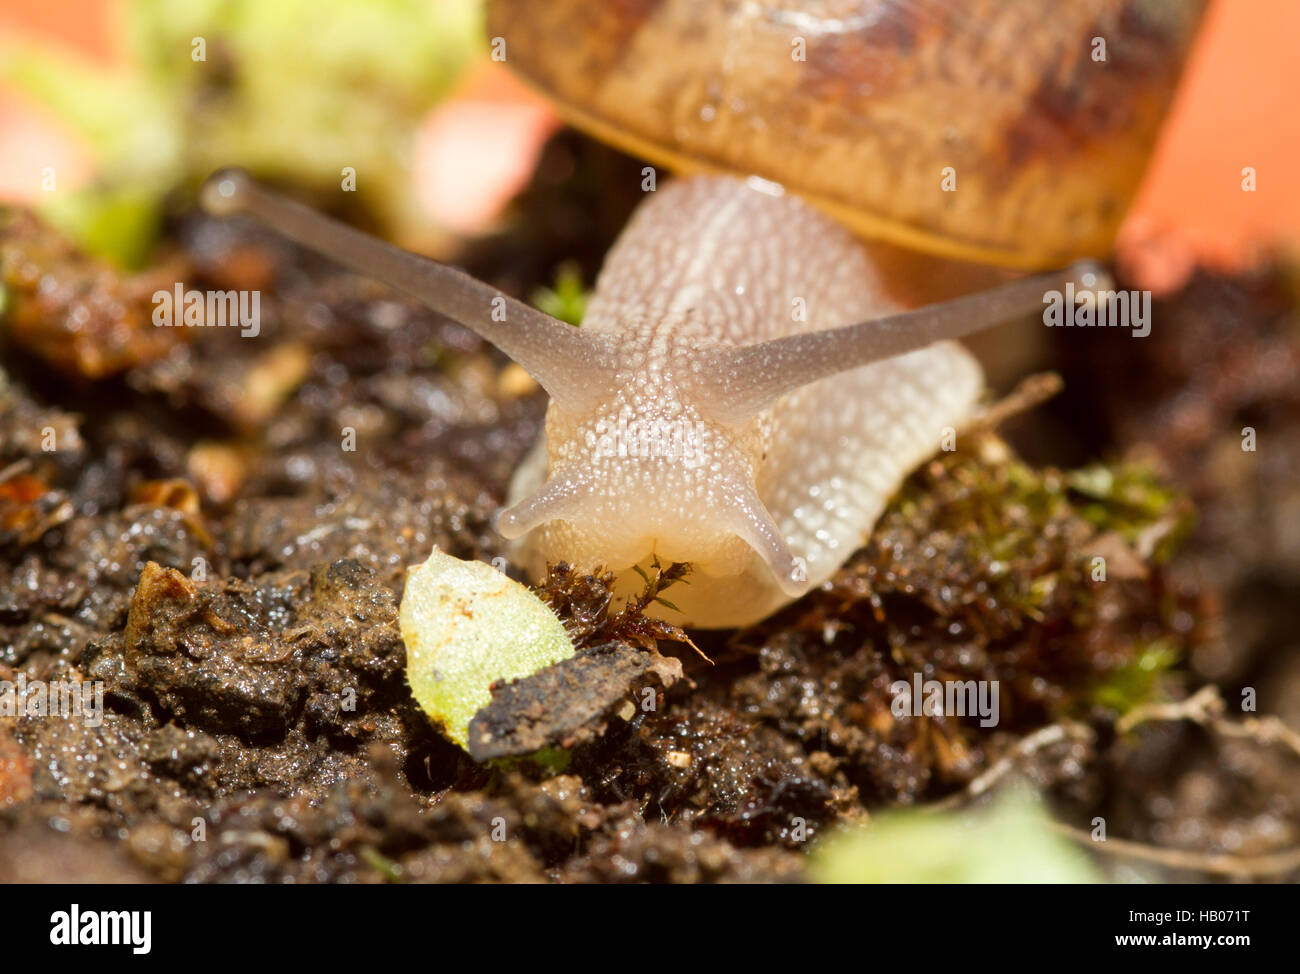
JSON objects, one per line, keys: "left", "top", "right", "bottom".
{"left": 531, "top": 262, "right": 589, "bottom": 326}
{"left": 1067, "top": 462, "right": 1194, "bottom": 562}
{"left": 765, "top": 443, "right": 1201, "bottom": 767}
{"left": 489, "top": 747, "right": 573, "bottom": 775}
{"left": 358, "top": 846, "right": 405, "bottom": 883}
{"left": 883, "top": 452, "right": 1081, "bottom": 625}
{"left": 1090, "top": 639, "right": 1180, "bottom": 714}
{"left": 883, "top": 450, "right": 1192, "bottom": 621}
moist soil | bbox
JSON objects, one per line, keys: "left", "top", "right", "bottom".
{"left": 1, "top": 137, "right": 1298, "bottom": 883}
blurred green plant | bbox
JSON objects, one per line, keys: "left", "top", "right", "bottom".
{"left": 1067, "top": 462, "right": 1194, "bottom": 563}
{"left": 1090, "top": 639, "right": 1180, "bottom": 715}
{"left": 532, "top": 261, "right": 589, "bottom": 326}
{"left": 811, "top": 788, "right": 1102, "bottom": 884}
{"left": 3, "top": 0, "right": 484, "bottom": 266}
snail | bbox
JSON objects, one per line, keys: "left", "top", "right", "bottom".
{"left": 200, "top": 0, "right": 1203, "bottom": 628}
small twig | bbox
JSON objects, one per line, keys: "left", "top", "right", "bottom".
{"left": 922, "top": 689, "right": 1300, "bottom": 878}
{"left": 1060, "top": 687, "right": 1300, "bottom": 877}
{"left": 38, "top": 613, "right": 93, "bottom": 637}
{"left": 928, "top": 720, "right": 1095, "bottom": 812}
{"left": 678, "top": 632, "right": 711, "bottom": 664}
{"left": 1117, "top": 684, "right": 1300, "bottom": 759}
{"left": 1054, "top": 823, "right": 1300, "bottom": 878}
{"left": 1116, "top": 684, "right": 1218, "bottom": 734}
{"left": 0, "top": 458, "right": 32, "bottom": 485}
{"left": 962, "top": 372, "right": 1064, "bottom": 434}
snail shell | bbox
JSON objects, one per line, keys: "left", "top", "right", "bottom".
{"left": 487, "top": 0, "right": 1206, "bottom": 267}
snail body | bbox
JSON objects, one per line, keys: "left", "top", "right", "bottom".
{"left": 201, "top": 0, "right": 1205, "bottom": 627}
{"left": 502, "top": 174, "right": 982, "bottom": 626}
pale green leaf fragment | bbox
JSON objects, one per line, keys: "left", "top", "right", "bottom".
{"left": 810, "top": 788, "right": 1102, "bottom": 884}
{"left": 399, "top": 548, "right": 575, "bottom": 752}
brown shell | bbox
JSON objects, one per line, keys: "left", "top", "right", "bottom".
{"left": 486, "top": 0, "right": 1206, "bottom": 268}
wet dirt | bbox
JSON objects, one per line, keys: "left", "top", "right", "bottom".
{"left": 1, "top": 137, "right": 1297, "bottom": 883}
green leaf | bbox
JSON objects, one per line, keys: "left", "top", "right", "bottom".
{"left": 400, "top": 548, "right": 576, "bottom": 752}
{"left": 811, "top": 788, "right": 1102, "bottom": 884}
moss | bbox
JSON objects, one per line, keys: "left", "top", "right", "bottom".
{"left": 531, "top": 261, "right": 590, "bottom": 326}
{"left": 489, "top": 748, "right": 573, "bottom": 775}
{"left": 536, "top": 556, "right": 696, "bottom": 653}
{"left": 1067, "top": 462, "right": 1195, "bottom": 563}
{"left": 711, "top": 440, "right": 1202, "bottom": 792}
{"left": 863, "top": 445, "right": 1193, "bottom": 638}
{"left": 1089, "top": 639, "right": 1181, "bottom": 715}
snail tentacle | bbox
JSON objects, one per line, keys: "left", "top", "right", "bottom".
{"left": 495, "top": 469, "right": 597, "bottom": 540}
{"left": 199, "top": 169, "right": 618, "bottom": 413}
{"left": 700, "top": 261, "right": 1112, "bottom": 423}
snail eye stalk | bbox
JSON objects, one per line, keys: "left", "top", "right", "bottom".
{"left": 200, "top": 169, "right": 617, "bottom": 413}
{"left": 699, "top": 262, "right": 1113, "bottom": 423}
